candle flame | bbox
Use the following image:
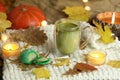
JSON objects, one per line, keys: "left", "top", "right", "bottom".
{"left": 82, "top": 0, "right": 88, "bottom": 3}
{"left": 41, "top": 20, "right": 48, "bottom": 26}
{"left": 7, "top": 44, "right": 12, "bottom": 50}
{"left": 3, "top": 42, "right": 19, "bottom": 50}
{"left": 1, "top": 33, "right": 8, "bottom": 42}
{"left": 111, "top": 12, "right": 115, "bottom": 24}
{"left": 84, "top": 6, "right": 91, "bottom": 11}
{"left": 91, "top": 53, "right": 99, "bottom": 58}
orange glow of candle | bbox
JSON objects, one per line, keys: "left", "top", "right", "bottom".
{"left": 2, "top": 42, "right": 20, "bottom": 60}
{"left": 111, "top": 12, "right": 115, "bottom": 24}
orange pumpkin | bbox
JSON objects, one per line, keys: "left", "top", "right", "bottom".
{"left": 8, "top": 4, "right": 46, "bottom": 29}
{"left": 0, "top": 2, "right": 6, "bottom": 13}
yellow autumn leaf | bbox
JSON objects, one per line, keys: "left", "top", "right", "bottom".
{"left": 93, "top": 20, "right": 115, "bottom": 44}
{"left": 107, "top": 60, "right": 120, "bottom": 68}
{"left": 0, "top": 20, "right": 11, "bottom": 32}
{"left": 32, "top": 67, "right": 50, "bottom": 79}
{"left": 53, "top": 58, "right": 70, "bottom": 66}
{"left": 0, "top": 12, "right": 7, "bottom": 20}
{"left": 0, "top": 12, "right": 12, "bottom": 32}
{"left": 63, "top": 6, "right": 90, "bottom": 21}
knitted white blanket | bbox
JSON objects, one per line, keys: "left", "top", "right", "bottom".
{"left": 3, "top": 24, "right": 120, "bottom": 80}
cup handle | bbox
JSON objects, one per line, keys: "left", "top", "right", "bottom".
{"left": 80, "top": 25, "right": 94, "bottom": 49}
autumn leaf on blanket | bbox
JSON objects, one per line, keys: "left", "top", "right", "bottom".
{"left": 63, "top": 63, "right": 97, "bottom": 75}
{"left": 74, "top": 63, "right": 97, "bottom": 71}
{"left": 0, "top": 12, "right": 11, "bottom": 32}
{"left": 53, "top": 58, "right": 70, "bottom": 66}
{"left": 63, "top": 6, "right": 90, "bottom": 21}
{"left": 32, "top": 67, "right": 50, "bottom": 79}
{"left": 93, "top": 20, "right": 115, "bottom": 44}
{"left": 107, "top": 60, "right": 120, "bottom": 68}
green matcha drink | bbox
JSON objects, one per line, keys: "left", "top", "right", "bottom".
{"left": 55, "top": 20, "right": 80, "bottom": 54}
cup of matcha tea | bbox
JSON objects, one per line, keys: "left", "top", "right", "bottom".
{"left": 55, "top": 18, "right": 81, "bottom": 54}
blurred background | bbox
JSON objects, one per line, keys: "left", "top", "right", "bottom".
{"left": 1, "top": 0, "right": 120, "bottom": 24}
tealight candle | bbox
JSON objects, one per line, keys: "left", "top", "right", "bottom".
{"left": 87, "top": 50, "right": 106, "bottom": 65}
{"left": 2, "top": 42, "right": 20, "bottom": 60}
{"left": 96, "top": 12, "right": 120, "bottom": 24}
{"left": 95, "top": 12, "right": 120, "bottom": 40}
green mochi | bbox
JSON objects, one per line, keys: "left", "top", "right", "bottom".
{"left": 19, "top": 49, "right": 39, "bottom": 64}
{"left": 33, "top": 57, "right": 51, "bottom": 65}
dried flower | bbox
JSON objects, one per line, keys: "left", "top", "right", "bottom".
{"left": 10, "top": 27, "right": 48, "bottom": 46}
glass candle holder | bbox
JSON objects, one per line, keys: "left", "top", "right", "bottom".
{"left": 2, "top": 42, "right": 20, "bottom": 60}
{"left": 87, "top": 50, "right": 106, "bottom": 65}
{"left": 95, "top": 11, "right": 120, "bottom": 40}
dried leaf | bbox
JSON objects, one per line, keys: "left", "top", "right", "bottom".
{"left": 0, "top": 12, "right": 7, "bottom": 19}
{"left": 53, "top": 58, "right": 70, "bottom": 66}
{"left": 74, "top": 63, "right": 97, "bottom": 71}
{"left": 63, "top": 62, "right": 97, "bottom": 75}
{"left": 10, "top": 27, "right": 48, "bottom": 46}
{"left": 63, "top": 6, "right": 90, "bottom": 21}
{"left": 107, "top": 60, "right": 120, "bottom": 68}
{"left": 93, "top": 20, "right": 115, "bottom": 44}
{"left": 63, "top": 68, "right": 79, "bottom": 75}
{"left": 32, "top": 67, "right": 50, "bottom": 79}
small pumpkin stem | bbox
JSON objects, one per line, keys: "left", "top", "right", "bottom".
{"left": 22, "top": 8, "right": 27, "bottom": 12}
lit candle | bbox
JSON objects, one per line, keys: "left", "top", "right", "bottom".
{"left": 97, "top": 12, "right": 120, "bottom": 24}
{"left": 87, "top": 50, "right": 106, "bottom": 65}
{"left": 111, "top": 12, "right": 115, "bottom": 24}
{"left": 2, "top": 42, "right": 20, "bottom": 60}
{"left": 41, "top": 20, "right": 48, "bottom": 26}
